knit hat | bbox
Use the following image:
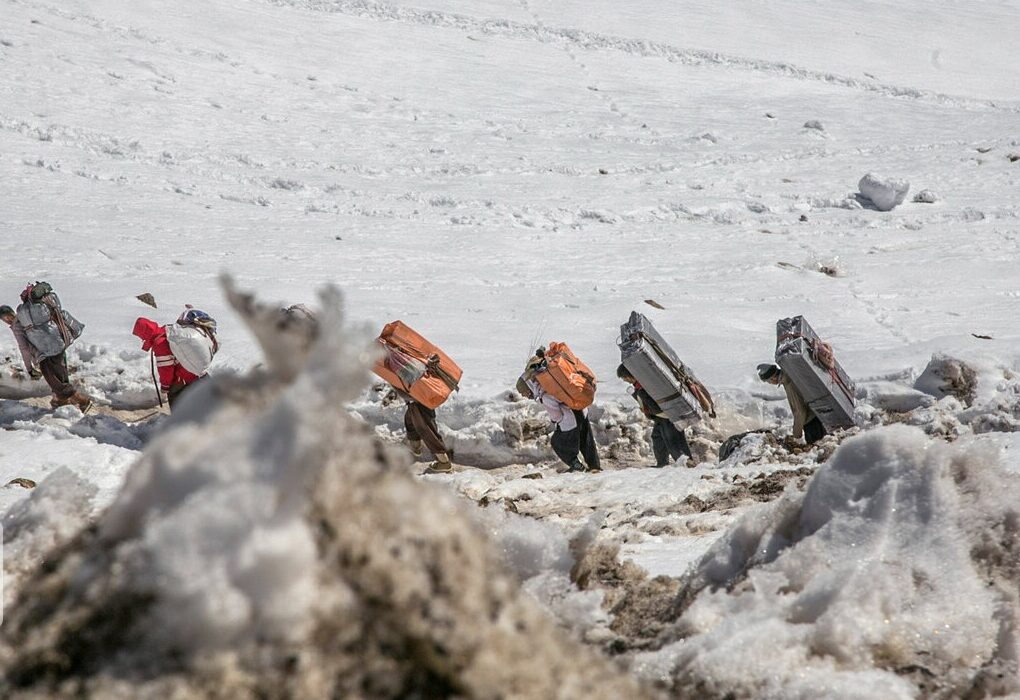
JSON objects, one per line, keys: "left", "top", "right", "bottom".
{"left": 523, "top": 346, "right": 546, "bottom": 374}
{"left": 178, "top": 307, "right": 217, "bottom": 334}
{"left": 757, "top": 363, "right": 781, "bottom": 381}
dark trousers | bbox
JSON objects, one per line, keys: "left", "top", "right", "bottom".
{"left": 550, "top": 410, "right": 600, "bottom": 471}
{"left": 405, "top": 402, "right": 447, "bottom": 456}
{"left": 651, "top": 416, "right": 691, "bottom": 466}
{"left": 40, "top": 353, "right": 74, "bottom": 399}
{"left": 167, "top": 375, "right": 206, "bottom": 412}
{"left": 804, "top": 417, "right": 827, "bottom": 445}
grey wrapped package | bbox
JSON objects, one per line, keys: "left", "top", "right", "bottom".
{"left": 15, "top": 291, "right": 85, "bottom": 359}
{"left": 775, "top": 316, "right": 856, "bottom": 432}
{"left": 618, "top": 311, "right": 713, "bottom": 426}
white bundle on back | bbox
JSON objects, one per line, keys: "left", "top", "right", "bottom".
{"left": 166, "top": 323, "right": 216, "bottom": 376}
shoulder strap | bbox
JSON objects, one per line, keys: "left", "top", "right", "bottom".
{"left": 195, "top": 325, "right": 219, "bottom": 355}
{"left": 41, "top": 295, "right": 74, "bottom": 347}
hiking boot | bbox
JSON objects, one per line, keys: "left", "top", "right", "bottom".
{"left": 422, "top": 452, "right": 453, "bottom": 474}
{"left": 566, "top": 459, "right": 585, "bottom": 473}
{"left": 50, "top": 394, "right": 73, "bottom": 409}
{"left": 69, "top": 392, "right": 93, "bottom": 413}
{"left": 408, "top": 439, "right": 423, "bottom": 458}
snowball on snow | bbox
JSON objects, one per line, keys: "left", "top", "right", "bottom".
{"left": 857, "top": 173, "right": 910, "bottom": 211}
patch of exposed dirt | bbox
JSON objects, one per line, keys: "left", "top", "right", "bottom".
{"left": 667, "top": 467, "right": 816, "bottom": 518}
{"left": 570, "top": 541, "right": 682, "bottom": 654}
{"left": 734, "top": 467, "right": 816, "bottom": 501}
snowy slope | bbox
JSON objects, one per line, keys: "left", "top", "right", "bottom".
{"left": 2, "top": 0, "right": 1018, "bottom": 400}
{"left": 1, "top": 0, "right": 1019, "bottom": 696}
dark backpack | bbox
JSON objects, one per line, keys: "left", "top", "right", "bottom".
{"left": 718, "top": 429, "right": 772, "bottom": 462}
{"left": 29, "top": 281, "right": 53, "bottom": 302}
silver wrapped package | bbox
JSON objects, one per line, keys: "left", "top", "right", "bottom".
{"left": 775, "top": 315, "right": 856, "bottom": 432}
{"left": 15, "top": 292, "right": 85, "bottom": 359}
{"left": 618, "top": 311, "right": 711, "bottom": 426}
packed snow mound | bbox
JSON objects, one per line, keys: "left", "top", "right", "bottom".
{"left": 632, "top": 425, "right": 1020, "bottom": 698}
{"left": 472, "top": 503, "right": 574, "bottom": 580}
{"left": 859, "top": 380, "right": 935, "bottom": 412}
{"left": 914, "top": 353, "right": 979, "bottom": 406}
{"left": 851, "top": 354, "right": 1020, "bottom": 438}
{"left": 1, "top": 343, "right": 162, "bottom": 410}
{"left": 2, "top": 467, "right": 97, "bottom": 607}
{"left": 857, "top": 173, "right": 911, "bottom": 211}
{"left": 0, "top": 281, "right": 647, "bottom": 699}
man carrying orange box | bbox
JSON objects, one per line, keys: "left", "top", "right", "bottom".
{"left": 373, "top": 321, "right": 461, "bottom": 474}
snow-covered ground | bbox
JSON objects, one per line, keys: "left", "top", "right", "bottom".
{"left": 1, "top": 0, "right": 1019, "bottom": 696}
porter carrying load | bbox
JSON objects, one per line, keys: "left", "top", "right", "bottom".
{"left": 373, "top": 321, "right": 462, "bottom": 410}
{"left": 14, "top": 282, "right": 84, "bottom": 359}
{"left": 618, "top": 311, "right": 714, "bottom": 425}
{"left": 528, "top": 342, "right": 596, "bottom": 410}
{"left": 9, "top": 281, "right": 90, "bottom": 410}
{"left": 774, "top": 315, "right": 856, "bottom": 432}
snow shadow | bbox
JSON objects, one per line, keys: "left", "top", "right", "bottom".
{"left": 0, "top": 399, "right": 162, "bottom": 451}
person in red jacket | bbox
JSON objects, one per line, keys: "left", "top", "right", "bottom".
{"left": 133, "top": 311, "right": 215, "bottom": 410}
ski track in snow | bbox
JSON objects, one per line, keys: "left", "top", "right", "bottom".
{"left": 514, "top": 0, "right": 655, "bottom": 141}
{"left": 264, "top": 0, "right": 1020, "bottom": 113}
{"left": 785, "top": 226, "right": 917, "bottom": 347}
{"left": 847, "top": 276, "right": 916, "bottom": 346}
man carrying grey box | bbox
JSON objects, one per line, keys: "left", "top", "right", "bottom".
{"left": 757, "top": 315, "right": 857, "bottom": 446}
{"left": 757, "top": 362, "right": 827, "bottom": 445}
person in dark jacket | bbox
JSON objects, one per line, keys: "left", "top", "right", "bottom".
{"left": 757, "top": 363, "right": 826, "bottom": 445}
{"left": 617, "top": 364, "right": 692, "bottom": 466}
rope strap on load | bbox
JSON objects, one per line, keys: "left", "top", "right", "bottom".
{"left": 641, "top": 333, "right": 716, "bottom": 416}
{"left": 427, "top": 353, "right": 461, "bottom": 393}
{"left": 778, "top": 333, "right": 854, "bottom": 404}
{"left": 382, "top": 340, "right": 460, "bottom": 394}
